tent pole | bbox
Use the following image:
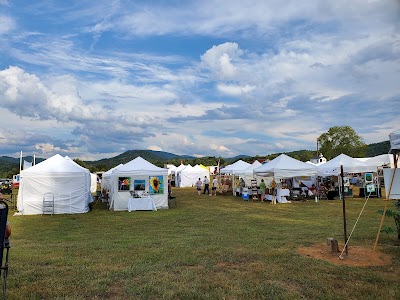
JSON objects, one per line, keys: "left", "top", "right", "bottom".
{"left": 340, "top": 165, "right": 348, "bottom": 255}
{"left": 373, "top": 152, "right": 398, "bottom": 252}
{"left": 19, "top": 151, "right": 23, "bottom": 173}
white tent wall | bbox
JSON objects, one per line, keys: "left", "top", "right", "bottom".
{"left": 177, "top": 165, "right": 205, "bottom": 188}
{"left": 17, "top": 154, "right": 92, "bottom": 215}
{"left": 64, "top": 156, "right": 93, "bottom": 204}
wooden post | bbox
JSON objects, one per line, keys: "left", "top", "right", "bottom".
{"left": 373, "top": 152, "right": 398, "bottom": 251}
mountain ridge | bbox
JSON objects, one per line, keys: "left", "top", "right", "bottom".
{"left": 0, "top": 140, "right": 391, "bottom": 177}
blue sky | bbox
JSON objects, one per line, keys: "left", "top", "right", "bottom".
{"left": 0, "top": 0, "right": 399, "bottom": 160}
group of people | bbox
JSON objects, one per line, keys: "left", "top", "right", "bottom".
{"left": 196, "top": 176, "right": 218, "bottom": 196}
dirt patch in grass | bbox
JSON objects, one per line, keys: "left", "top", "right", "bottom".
{"left": 297, "top": 243, "right": 392, "bottom": 267}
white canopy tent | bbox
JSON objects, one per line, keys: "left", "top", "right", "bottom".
{"left": 235, "top": 161, "right": 265, "bottom": 186}
{"left": 17, "top": 154, "right": 93, "bottom": 215}
{"left": 220, "top": 160, "right": 251, "bottom": 195}
{"left": 254, "top": 154, "right": 318, "bottom": 179}
{"left": 220, "top": 160, "right": 251, "bottom": 174}
{"left": 317, "top": 153, "right": 377, "bottom": 176}
{"left": 177, "top": 165, "right": 208, "bottom": 188}
{"left": 356, "top": 154, "right": 400, "bottom": 169}
{"left": 167, "top": 165, "right": 177, "bottom": 176}
{"left": 174, "top": 164, "right": 188, "bottom": 187}
{"left": 109, "top": 157, "right": 168, "bottom": 210}
{"left": 193, "top": 164, "right": 210, "bottom": 179}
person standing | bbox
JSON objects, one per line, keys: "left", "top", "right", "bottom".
{"left": 259, "top": 179, "right": 266, "bottom": 202}
{"left": 212, "top": 176, "right": 218, "bottom": 196}
{"left": 195, "top": 178, "right": 202, "bottom": 196}
{"left": 203, "top": 176, "right": 210, "bottom": 195}
{"left": 270, "top": 179, "right": 277, "bottom": 204}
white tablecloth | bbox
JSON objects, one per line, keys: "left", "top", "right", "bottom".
{"left": 276, "top": 189, "right": 290, "bottom": 203}
{"left": 128, "top": 197, "right": 157, "bottom": 212}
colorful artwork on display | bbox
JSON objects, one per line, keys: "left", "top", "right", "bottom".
{"left": 364, "top": 173, "right": 373, "bottom": 183}
{"left": 149, "top": 176, "right": 163, "bottom": 194}
{"left": 134, "top": 179, "right": 146, "bottom": 191}
{"left": 118, "top": 177, "right": 130, "bottom": 191}
{"left": 366, "top": 183, "right": 376, "bottom": 193}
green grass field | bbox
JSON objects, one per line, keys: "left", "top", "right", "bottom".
{"left": 5, "top": 188, "right": 400, "bottom": 299}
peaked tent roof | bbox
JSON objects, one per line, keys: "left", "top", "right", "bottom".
{"left": 356, "top": 154, "right": 398, "bottom": 168}
{"left": 236, "top": 160, "right": 262, "bottom": 176}
{"left": 317, "top": 153, "right": 376, "bottom": 176}
{"left": 220, "top": 160, "right": 251, "bottom": 174}
{"left": 113, "top": 156, "right": 167, "bottom": 175}
{"left": 253, "top": 154, "right": 317, "bottom": 179}
{"left": 21, "top": 154, "right": 88, "bottom": 175}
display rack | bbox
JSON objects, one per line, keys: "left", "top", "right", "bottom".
{"left": 251, "top": 179, "right": 258, "bottom": 201}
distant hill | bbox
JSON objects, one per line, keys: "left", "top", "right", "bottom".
{"left": 84, "top": 150, "right": 196, "bottom": 171}
{"left": 0, "top": 140, "right": 393, "bottom": 177}
{"left": 225, "top": 155, "right": 251, "bottom": 163}
{"left": 366, "top": 140, "right": 390, "bottom": 156}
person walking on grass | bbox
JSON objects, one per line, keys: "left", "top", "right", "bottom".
{"left": 196, "top": 178, "right": 202, "bottom": 196}
{"left": 203, "top": 176, "right": 210, "bottom": 195}
{"left": 211, "top": 176, "right": 218, "bottom": 196}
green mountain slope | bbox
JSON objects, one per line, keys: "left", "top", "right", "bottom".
{"left": 0, "top": 141, "right": 392, "bottom": 177}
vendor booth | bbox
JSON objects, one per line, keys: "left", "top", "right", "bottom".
{"left": 254, "top": 154, "right": 318, "bottom": 203}
{"left": 17, "top": 154, "right": 93, "bottom": 215}
{"left": 109, "top": 157, "right": 168, "bottom": 211}
{"left": 220, "top": 160, "right": 251, "bottom": 195}
{"left": 317, "top": 153, "right": 378, "bottom": 198}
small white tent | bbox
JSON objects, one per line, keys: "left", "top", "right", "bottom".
{"left": 220, "top": 160, "right": 251, "bottom": 174}
{"left": 254, "top": 154, "right": 317, "bottom": 179}
{"left": 317, "top": 153, "right": 377, "bottom": 176}
{"left": 17, "top": 154, "right": 93, "bottom": 215}
{"left": 101, "top": 164, "right": 123, "bottom": 192}
{"left": 174, "top": 164, "right": 188, "bottom": 187}
{"left": 109, "top": 157, "right": 168, "bottom": 210}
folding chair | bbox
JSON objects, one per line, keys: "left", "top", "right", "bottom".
{"left": 0, "top": 201, "right": 10, "bottom": 299}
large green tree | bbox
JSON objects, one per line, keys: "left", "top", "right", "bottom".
{"left": 318, "top": 126, "right": 367, "bottom": 159}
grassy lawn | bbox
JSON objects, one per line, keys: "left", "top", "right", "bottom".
{"left": 5, "top": 187, "right": 400, "bottom": 299}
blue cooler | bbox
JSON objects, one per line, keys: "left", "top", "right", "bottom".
{"left": 242, "top": 188, "right": 249, "bottom": 200}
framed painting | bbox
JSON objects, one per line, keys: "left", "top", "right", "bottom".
{"left": 149, "top": 176, "right": 164, "bottom": 194}
{"left": 134, "top": 179, "right": 146, "bottom": 191}
{"left": 118, "top": 177, "right": 130, "bottom": 191}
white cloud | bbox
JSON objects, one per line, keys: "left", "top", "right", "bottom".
{"left": 217, "top": 83, "right": 255, "bottom": 96}
{"left": 0, "top": 14, "right": 15, "bottom": 35}
{"left": 0, "top": 1, "right": 399, "bottom": 159}
{"left": 201, "top": 42, "right": 242, "bottom": 79}
{"left": 147, "top": 145, "right": 162, "bottom": 151}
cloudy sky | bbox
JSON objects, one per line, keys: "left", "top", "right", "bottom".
{"left": 0, "top": 0, "right": 399, "bottom": 160}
